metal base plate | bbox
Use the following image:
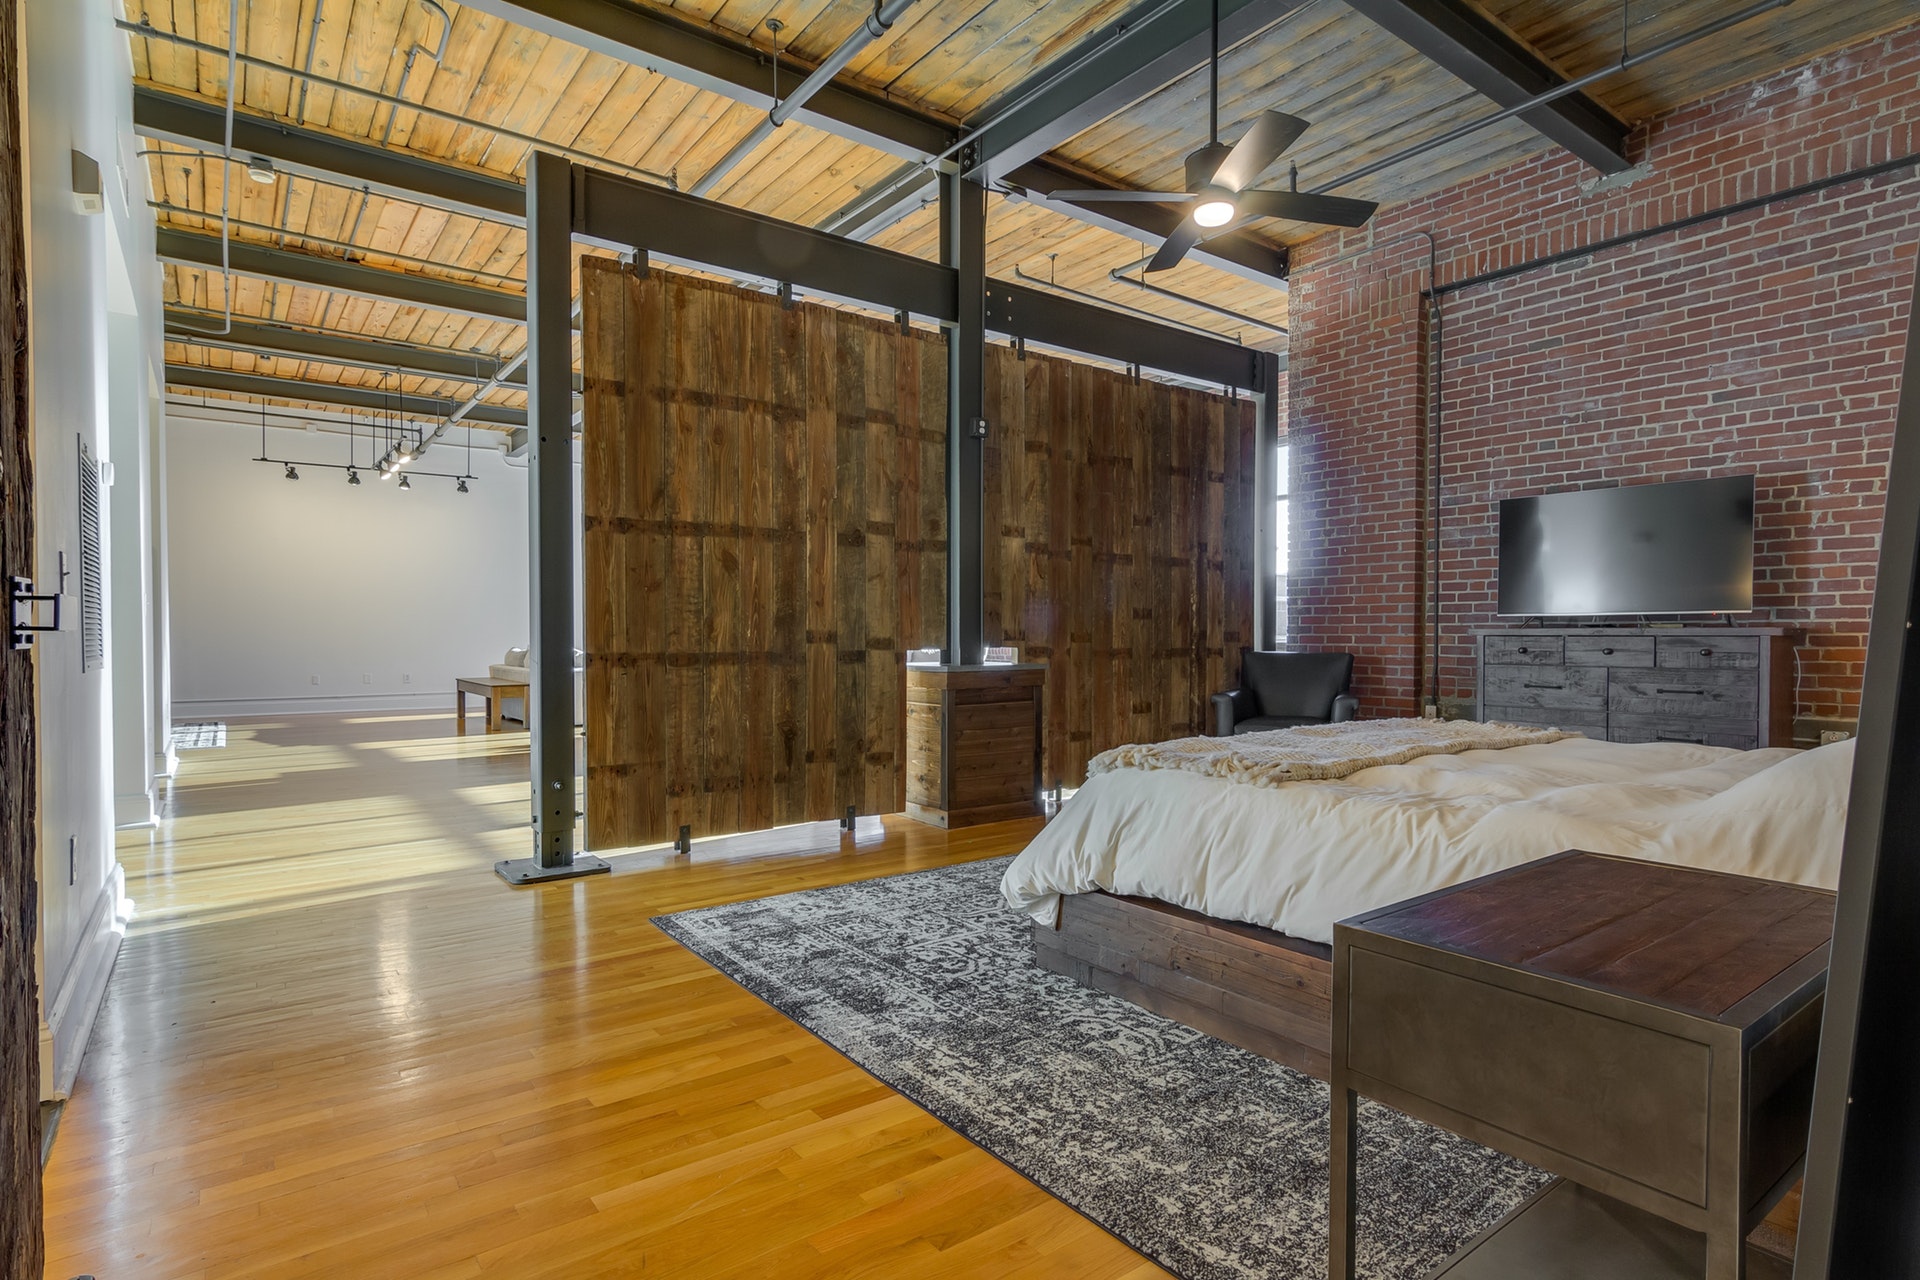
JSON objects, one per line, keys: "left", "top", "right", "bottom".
{"left": 493, "top": 855, "right": 612, "bottom": 886}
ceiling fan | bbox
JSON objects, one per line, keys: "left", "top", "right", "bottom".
{"left": 1016, "top": 0, "right": 1379, "bottom": 272}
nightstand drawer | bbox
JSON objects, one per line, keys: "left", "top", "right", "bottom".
{"left": 1658, "top": 636, "right": 1760, "bottom": 669}
{"left": 1344, "top": 948, "right": 1711, "bottom": 1206}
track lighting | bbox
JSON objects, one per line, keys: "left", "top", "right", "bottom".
{"left": 283, "top": 463, "right": 299, "bottom": 480}
{"left": 379, "top": 463, "right": 393, "bottom": 480}
{"left": 246, "top": 156, "right": 276, "bottom": 185}
{"left": 455, "top": 477, "right": 469, "bottom": 494}
{"left": 347, "top": 468, "right": 361, "bottom": 486}
{"left": 397, "top": 473, "right": 412, "bottom": 491}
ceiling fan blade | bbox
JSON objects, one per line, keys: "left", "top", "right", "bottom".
{"left": 1035, "top": 189, "right": 1195, "bottom": 203}
{"left": 1146, "top": 218, "right": 1203, "bottom": 273}
{"left": 1235, "top": 188, "right": 1378, "bottom": 228}
{"left": 1210, "top": 111, "right": 1310, "bottom": 193}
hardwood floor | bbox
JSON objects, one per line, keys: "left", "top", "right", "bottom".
{"left": 44, "top": 712, "right": 1167, "bottom": 1279}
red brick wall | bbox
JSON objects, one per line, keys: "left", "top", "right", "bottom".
{"left": 1288, "top": 24, "right": 1920, "bottom": 727}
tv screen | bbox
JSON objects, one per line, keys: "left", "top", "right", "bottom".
{"left": 1497, "top": 475, "right": 1755, "bottom": 617}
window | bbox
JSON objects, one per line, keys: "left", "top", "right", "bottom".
{"left": 1274, "top": 441, "right": 1290, "bottom": 646}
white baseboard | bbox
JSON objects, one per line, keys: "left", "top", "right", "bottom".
{"left": 114, "top": 788, "right": 157, "bottom": 829}
{"left": 41, "top": 863, "right": 128, "bottom": 1101}
{"left": 173, "top": 691, "right": 459, "bottom": 718}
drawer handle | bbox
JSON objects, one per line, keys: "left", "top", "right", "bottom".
{"left": 1523, "top": 682, "right": 1564, "bottom": 690}
{"left": 1656, "top": 733, "right": 1704, "bottom": 744}
{"left": 1655, "top": 687, "right": 1705, "bottom": 695}
{"left": 1516, "top": 646, "right": 1529, "bottom": 654}
{"left": 1601, "top": 647, "right": 1614, "bottom": 656}
{"left": 1699, "top": 648, "right": 1714, "bottom": 657}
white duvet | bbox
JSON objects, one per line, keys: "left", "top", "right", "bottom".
{"left": 1000, "top": 736, "right": 1853, "bottom": 944}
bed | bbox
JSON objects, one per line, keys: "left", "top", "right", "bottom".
{"left": 1001, "top": 725, "right": 1854, "bottom": 1078}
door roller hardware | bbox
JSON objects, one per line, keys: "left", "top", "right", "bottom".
{"left": 9, "top": 576, "right": 60, "bottom": 651}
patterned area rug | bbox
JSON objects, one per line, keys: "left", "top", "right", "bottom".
{"left": 168, "top": 721, "right": 227, "bottom": 751}
{"left": 654, "top": 857, "right": 1548, "bottom": 1280}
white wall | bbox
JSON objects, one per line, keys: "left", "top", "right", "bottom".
{"left": 21, "top": 0, "right": 162, "bottom": 1097}
{"left": 165, "top": 413, "right": 532, "bottom": 716}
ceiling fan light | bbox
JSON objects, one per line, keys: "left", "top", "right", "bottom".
{"left": 1193, "top": 198, "right": 1236, "bottom": 228}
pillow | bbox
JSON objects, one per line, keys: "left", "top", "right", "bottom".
{"left": 504, "top": 647, "right": 530, "bottom": 667}
{"left": 1243, "top": 651, "right": 1353, "bottom": 720}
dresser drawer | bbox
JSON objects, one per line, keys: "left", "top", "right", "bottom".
{"left": 1657, "top": 635, "right": 1760, "bottom": 669}
{"left": 1609, "top": 717, "right": 1758, "bottom": 751}
{"left": 1484, "top": 664, "right": 1606, "bottom": 711}
{"left": 1483, "top": 705, "right": 1608, "bottom": 735}
{"left": 1565, "top": 636, "right": 1655, "bottom": 667}
{"left": 1609, "top": 668, "right": 1758, "bottom": 721}
{"left": 1484, "top": 635, "right": 1563, "bottom": 666}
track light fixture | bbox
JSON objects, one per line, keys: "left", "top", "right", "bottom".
{"left": 347, "top": 467, "right": 361, "bottom": 486}
{"left": 283, "top": 463, "right": 299, "bottom": 480}
{"left": 455, "top": 477, "right": 469, "bottom": 494}
{"left": 397, "top": 473, "right": 412, "bottom": 491}
{"left": 379, "top": 462, "right": 393, "bottom": 480}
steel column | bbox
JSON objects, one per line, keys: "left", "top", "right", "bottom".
{"left": 495, "top": 152, "right": 608, "bottom": 886}
{"left": 943, "top": 170, "right": 987, "bottom": 667}
{"left": 1253, "top": 351, "right": 1283, "bottom": 649}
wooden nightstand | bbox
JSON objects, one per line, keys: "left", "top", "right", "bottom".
{"left": 1329, "top": 851, "right": 1833, "bottom": 1280}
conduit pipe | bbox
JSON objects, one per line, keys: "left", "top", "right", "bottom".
{"left": 692, "top": 0, "right": 921, "bottom": 198}
{"left": 115, "top": 21, "right": 679, "bottom": 190}
{"left": 1011, "top": 264, "right": 1239, "bottom": 343}
{"left": 1315, "top": 0, "right": 1794, "bottom": 194}
{"left": 1106, "top": 266, "right": 1286, "bottom": 335}
{"left": 348, "top": 0, "right": 451, "bottom": 244}
{"left": 171, "top": 0, "right": 242, "bottom": 337}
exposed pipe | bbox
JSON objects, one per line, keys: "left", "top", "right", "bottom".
{"left": 346, "top": 1, "right": 452, "bottom": 258}
{"left": 171, "top": 0, "right": 243, "bottom": 337}
{"left": 1107, "top": 266, "right": 1285, "bottom": 335}
{"left": 693, "top": 0, "right": 920, "bottom": 197}
{"left": 116, "top": 20, "right": 678, "bottom": 189}
{"left": 1011, "top": 263, "right": 1241, "bottom": 342}
{"left": 279, "top": 0, "right": 327, "bottom": 252}
{"left": 1314, "top": 0, "right": 1794, "bottom": 194}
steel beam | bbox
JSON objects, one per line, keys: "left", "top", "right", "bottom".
{"left": 157, "top": 227, "right": 528, "bottom": 323}
{"left": 1253, "top": 351, "right": 1282, "bottom": 648}
{"left": 134, "top": 86, "right": 524, "bottom": 223}
{"left": 1342, "top": 0, "right": 1629, "bottom": 173}
{"left": 967, "top": 0, "right": 1312, "bottom": 183}
{"left": 984, "top": 279, "right": 1263, "bottom": 392}
{"left": 943, "top": 170, "right": 987, "bottom": 667}
{"left": 1006, "top": 159, "right": 1289, "bottom": 284}
{"left": 456, "top": 0, "right": 953, "bottom": 163}
{"left": 165, "top": 311, "right": 507, "bottom": 381}
{"left": 496, "top": 149, "right": 606, "bottom": 884}
{"left": 573, "top": 166, "right": 955, "bottom": 320}
{"left": 163, "top": 363, "right": 527, "bottom": 426}
{"left": 163, "top": 311, "right": 586, "bottom": 391}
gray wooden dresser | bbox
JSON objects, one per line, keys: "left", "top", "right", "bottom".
{"left": 1475, "top": 627, "right": 1796, "bottom": 749}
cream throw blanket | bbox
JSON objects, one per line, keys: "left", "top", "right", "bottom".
{"left": 1085, "top": 717, "right": 1576, "bottom": 788}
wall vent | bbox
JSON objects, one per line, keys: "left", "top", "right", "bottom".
{"left": 78, "top": 436, "right": 103, "bottom": 672}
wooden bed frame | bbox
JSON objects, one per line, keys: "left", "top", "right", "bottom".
{"left": 1033, "top": 890, "right": 1333, "bottom": 1080}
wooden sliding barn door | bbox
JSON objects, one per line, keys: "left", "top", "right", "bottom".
{"left": 983, "top": 346, "right": 1255, "bottom": 787}
{"left": 580, "top": 260, "right": 946, "bottom": 849}
{"left": 0, "top": 0, "right": 41, "bottom": 1269}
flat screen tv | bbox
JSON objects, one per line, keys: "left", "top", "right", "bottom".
{"left": 1496, "top": 474, "right": 1755, "bottom": 617}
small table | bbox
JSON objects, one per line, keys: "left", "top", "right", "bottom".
{"left": 456, "top": 676, "right": 528, "bottom": 733}
{"left": 1330, "top": 851, "right": 1832, "bottom": 1280}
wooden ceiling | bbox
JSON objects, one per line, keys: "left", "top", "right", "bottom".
{"left": 130, "top": 0, "right": 1920, "bottom": 430}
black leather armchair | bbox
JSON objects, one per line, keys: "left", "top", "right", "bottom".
{"left": 1211, "top": 650, "right": 1359, "bottom": 736}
